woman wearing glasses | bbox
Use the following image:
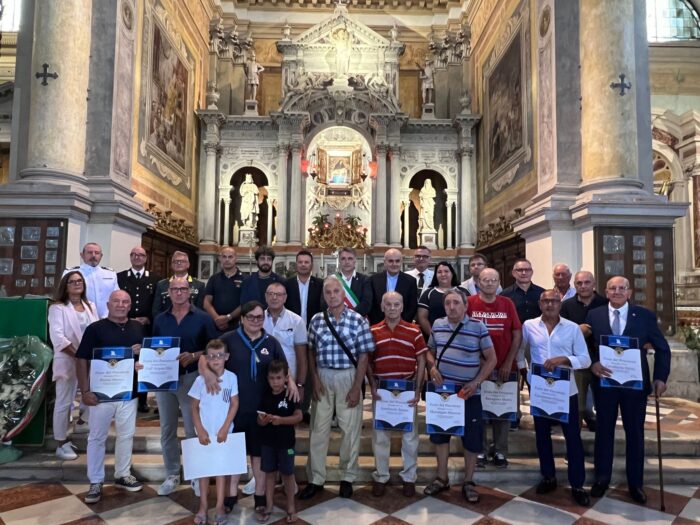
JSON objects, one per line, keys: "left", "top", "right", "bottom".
{"left": 416, "top": 261, "right": 468, "bottom": 339}
{"left": 48, "top": 270, "right": 99, "bottom": 460}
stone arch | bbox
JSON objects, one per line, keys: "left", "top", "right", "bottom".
{"left": 224, "top": 167, "right": 272, "bottom": 246}
{"left": 219, "top": 159, "right": 276, "bottom": 189}
{"left": 304, "top": 121, "right": 375, "bottom": 156}
{"left": 404, "top": 170, "right": 450, "bottom": 249}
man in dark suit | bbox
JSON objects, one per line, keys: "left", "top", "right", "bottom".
{"left": 152, "top": 251, "right": 205, "bottom": 319}
{"left": 368, "top": 248, "right": 417, "bottom": 325}
{"left": 117, "top": 246, "right": 160, "bottom": 413}
{"left": 285, "top": 250, "right": 323, "bottom": 325}
{"left": 584, "top": 275, "right": 671, "bottom": 504}
{"left": 335, "top": 247, "right": 373, "bottom": 317}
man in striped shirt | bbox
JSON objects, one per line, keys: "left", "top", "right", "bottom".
{"left": 368, "top": 291, "right": 427, "bottom": 498}
{"left": 424, "top": 289, "right": 496, "bottom": 503}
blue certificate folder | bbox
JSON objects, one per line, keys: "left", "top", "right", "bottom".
{"left": 481, "top": 372, "right": 518, "bottom": 422}
{"left": 137, "top": 337, "right": 181, "bottom": 392}
{"left": 600, "top": 335, "right": 643, "bottom": 390}
{"left": 426, "top": 382, "right": 464, "bottom": 436}
{"left": 374, "top": 379, "right": 415, "bottom": 432}
{"left": 91, "top": 347, "right": 134, "bottom": 402}
{"left": 530, "top": 364, "right": 570, "bottom": 423}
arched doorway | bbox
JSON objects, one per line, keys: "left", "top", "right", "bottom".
{"left": 404, "top": 170, "right": 448, "bottom": 249}
{"left": 225, "top": 168, "right": 272, "bottom": 246}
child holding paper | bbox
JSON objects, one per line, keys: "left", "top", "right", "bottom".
{"left": 256, "top": 359, "right": 302, "bottom": 523}
{"left": 189, "top": 339, "right": 239, "bottom": 525}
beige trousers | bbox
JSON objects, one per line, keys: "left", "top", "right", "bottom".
{"left": 307, "top": 367, "right": 363, "bottom": 485}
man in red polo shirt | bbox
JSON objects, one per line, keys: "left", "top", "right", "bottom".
{"left": 369, "top": 291, "right": 427, "bottom": 498}
{"left": 467, "top": 268, "right": 521, "bottom": 468}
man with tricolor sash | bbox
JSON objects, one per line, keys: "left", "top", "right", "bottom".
{"left": 335, "top": 246, "right": 373, "bottom": 317}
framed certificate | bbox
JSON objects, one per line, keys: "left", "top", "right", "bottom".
{"left": 425, "top": 381, "right": 464, "bottom": 436}
{"left": 481, "top": 372, "right": 518, "bottom": 421}
{"left": 90, "top": 347, "right": 134, "bottom": 402}
{"left": 530, "top": 364, "right": 570, "bottom": 423}
{"left": 137, "top": 337, "right": 181, "bottom": 392}
{"left": 374, "top": 379, "right": 416, "bottom": 432}
{"left": 599, "top": 335, "right": 643, "bottom": 390}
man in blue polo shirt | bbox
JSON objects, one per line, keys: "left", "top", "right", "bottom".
{"left": 149, "top": 277, "right": 218, "bottom": 496}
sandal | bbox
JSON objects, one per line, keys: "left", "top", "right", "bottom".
{"left": 193, "top": 514, "right": 207, "bottom": 525}
{"left": 255, "top": 509, "right": 271, "bottom": 523}
{"left": 286, "top": 512, "right": 298, "bottom": 523}
{"left": 423, "top": 477, "right": 449, "bottom": 496}
{"left": 214, "top": 514, "right": 228, "bottom": 525}
{"left": 462, "top": 481, "right": 480, "bottom": 503}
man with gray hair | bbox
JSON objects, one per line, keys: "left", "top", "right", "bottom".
{"left": 300, "top": 275, "right": 375, "bottom": 500}
{"left": 553, "top": 263, "right": 576, "bottom": 301}
{"left": 152, "top": 251, "right": 205, "bottom": 318}
{"left": 64, "top": 242, "right": 119, "bottom": 319}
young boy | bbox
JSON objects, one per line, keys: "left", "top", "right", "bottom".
{"left": 189, "top": 339, "right": 239, "bottom": 525}
{"left": 256, "top": 359, "right": 302, "bottom": 524}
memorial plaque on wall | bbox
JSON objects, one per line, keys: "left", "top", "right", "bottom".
{"left": 0, "top": 219, "right": 67, "bottom": 297}
{"left": 594, "top": 227, "right": 674, "bottom": 334}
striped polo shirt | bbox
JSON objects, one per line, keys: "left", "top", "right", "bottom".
{"left": 428, "top": 316, "right": 493, "bottom": 383}
{"left": 370, "top": 319, "right": 428, "bottom": 379}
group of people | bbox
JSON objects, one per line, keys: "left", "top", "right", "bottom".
{"left": 46, "top": 242, "right": 671, "bottom": 523}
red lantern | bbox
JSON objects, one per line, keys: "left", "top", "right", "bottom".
{"left": 301, "top": 159, "right": 310, "bottom": 174}
{"left": 368, "top": 161, "right": 378, "bottom": 178}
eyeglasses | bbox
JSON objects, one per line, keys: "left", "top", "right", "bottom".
{"left": 67, "top": 279, "right": 84, "bottom": 285}
{"left": 170, "top": 287, "right": 190, "bottom": 293}
{"left": 414, "top": 255, "right": 430, "bottom": 259}
{"left": 265, "top": 291, "right": 286, "bottom": 298}
{"left": 205, "top": 353, "right": 229, "bottom": 361}
{"left": 607, "top": 286, "right": 629, "bottom": 292}
{"left": 540, "top": 299, "right": 561, "bottom": 304}
{"left": 244, "top": 314, "right": 264, "bottom": 322}
{"left": 172, "top": 260, "right": 188, "bottom": 265}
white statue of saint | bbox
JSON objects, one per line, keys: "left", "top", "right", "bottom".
{"left": 419, "top": 179, "right": 436, "bottom": 231}
{"left": 331, "top": 26, "right": 352, "bottom": 77}
{"left": 246, "top": 52, "right": 265, "bottom": 100}
{"left": 239, "top": 174, "right": 259, "bottom": 228}
{"left": 418, "top": 59, "right": 435, "bottom": 105}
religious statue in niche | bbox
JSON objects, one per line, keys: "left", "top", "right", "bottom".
{"left": 245, "top": 52, "right": 265, "bottom": 101}
{"left": 239, "top": 174, "right": 260, "bottom": 228}
{"left": 419, "top": 179, "right": 437, "bottom": 231}
{"left": 331, "top": 25, "right": 353, "bottom": 78}
{"left": 417, "top": 59, "right": 434, "bottom": 105}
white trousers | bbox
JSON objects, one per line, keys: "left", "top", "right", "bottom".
{"left": 87, "top": 398, "right": 137, "bottom": 483}
{"left": 53, "top": 377, "right": 77, "bottom": 441}
{"left": 372, "top": 408, "right": 419, "bottom": 483}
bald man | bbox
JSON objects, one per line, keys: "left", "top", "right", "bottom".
{"left": 368, "top": 248, "right": 418, "bottom": 325}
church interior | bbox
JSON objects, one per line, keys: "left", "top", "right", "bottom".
{"left": 0, "top": 0, "right": 699, "bottom": 522}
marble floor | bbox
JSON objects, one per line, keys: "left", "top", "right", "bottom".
{"left": 0, "top": 479, "right": 697, "bottom": 525}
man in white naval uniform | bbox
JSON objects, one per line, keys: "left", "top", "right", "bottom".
{"left": 63, "top": 243, "right": 119, "bottom": 319}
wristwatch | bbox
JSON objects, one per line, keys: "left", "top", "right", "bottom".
{"left": 296, "top": 383, "right": 304, "bottom": 388}
{"left": 226, "top": 313, "right": 232, "bottom": 320}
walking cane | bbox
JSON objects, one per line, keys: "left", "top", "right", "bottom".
{"left": 654, "top": 393, "right": 665, "bottom": 512}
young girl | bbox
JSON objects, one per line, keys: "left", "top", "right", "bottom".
{"left": 256, "top": 359, "right": 302, "bottom": 523}
{"left": 189, "top": 339, "right": 239, "bottom": 525}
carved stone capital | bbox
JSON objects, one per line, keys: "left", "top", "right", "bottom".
{"left": 204, "top": 142, "right": 220, "bottom": 156}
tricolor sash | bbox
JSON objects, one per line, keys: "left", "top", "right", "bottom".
{"left": 336, "top": 272, "right": 359, "bottom": 309}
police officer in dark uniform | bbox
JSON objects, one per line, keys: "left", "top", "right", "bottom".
{"left": 152, "top": 251, "right": 205, "bottom": 318}
{"left": 117, "top": 246, "right": 160, "bottom": 413}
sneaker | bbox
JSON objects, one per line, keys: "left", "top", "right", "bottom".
{"left": 493, "top": 452, "right": 509, "bottom": 468}
{"left": 157, "top": 475, "right": 180, "bottom": 496}
{"left": 55, "top": 442, "right": 78, "bottom": 461}
{"left": 73, "top": 421, "right": 89, "bottom": 434}
{"left": 191, "top": 478, "right": 201, "bottom": 497}
{"left": 115, "top": 474, "right": 143, "bottom": 492}
{"left": 242, "top": 477, "right": 256, "bottom": 495}
{"left": 84, "top": 483, "right": 103, "bottom": 503}
{"left": 476, "top": 453, "right": 486, "bottom": 469}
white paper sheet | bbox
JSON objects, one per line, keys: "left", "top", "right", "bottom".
{"left": 181, "top": 433, "right": 248, "bottom": 480}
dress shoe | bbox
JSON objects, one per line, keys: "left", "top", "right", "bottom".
{"left": 372, "top": 481, "right": 386, "bottom": 497}
{"left": 583, "top": 415, "right": 597, "bottom": 432}
{"left": 590, "top": 482, "right": 608, "bottom": 498}
{"left": 298, "top": 483, "right": 323, "bottom": 500}
{"left": 628, "top": 486, "right": 647, "bottom": 504}
{"left": 402, "top": 481, "right": 416, "bottom": 497}
{"left": 571, "top": 487, "right": 590, "bottom": 506}
{"left": 339, "top": 481, "right": 353, "bottom": 498}
{"left": 536, "top": 477, "right": 557, "bottom": 494}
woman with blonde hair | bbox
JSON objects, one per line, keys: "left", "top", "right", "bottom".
{"left": 48, "top": 270, "right": 99, "bottom": 460}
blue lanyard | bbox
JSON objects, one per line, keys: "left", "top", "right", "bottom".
{"left": 237, "top": 327, "right": 267, "bottom": 381}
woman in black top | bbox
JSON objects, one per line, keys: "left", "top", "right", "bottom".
{"left": 416, "top": 261, "right": 468, "bottom": 337}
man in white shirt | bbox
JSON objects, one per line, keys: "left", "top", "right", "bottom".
{"left": 460, "top": 253, "right": 501, "bottom": 296}
{"left": 64, "top": 243, "right": 119, "bottom": 319}
{"left": 521, "top": 289, "right": 591, "bottom": 507}
{"left": 552, "top": 263, "right": 576, "bottom": 301}
{"left": 405, "top": 245, "right": 434, "bottom": 296}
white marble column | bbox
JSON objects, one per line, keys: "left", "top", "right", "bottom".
{"left": 388, "top": 147, "right": 402, "bottom": 246}
{"left": 24, "top": 0, "right": 92, "bottom": 178}
{"left": 276, "top": 145, "right": 289, "bottom": 245}
{"left": 222, "top": 193, "right": 231, "bottom": 245}
{"left": 402, "top": 198, "right": 410, "bottom": 248}
{"left": 446, "top": 199, "right": 454, "bottom": 249}
{"left": 266, "top": 194, "right": 274, "bottom": 246}
{"left": 289, "top": 143, "right": 303, "bottom": 244}
{"left": 200, "top": 142, "right": 219, "bottom": 244}
{"left": 375, "top": 145, "right": 388, "bottom": 246}
{"left": 459, "top": 148, "right": 475, "bottom": 248}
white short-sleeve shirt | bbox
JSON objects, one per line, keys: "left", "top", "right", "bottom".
{"left": 188, "top": 370, "right": 238, "bottom": 435}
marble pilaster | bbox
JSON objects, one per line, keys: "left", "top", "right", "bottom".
{"left": 289, "top": 143, "right": 303, "bottom": 244}
{"left": 374, "top": 144, "right": 388, "bottom": 246}
{"left": 276, "top": 144, "right": 289, "bottom": 245}
{"left": 388, "top": 147, "right": 401, "bottom": 246}
{"left": 198, "top": 112, "right": 226, "bottom": 246}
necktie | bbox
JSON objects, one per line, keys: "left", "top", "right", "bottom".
{"left": 612, "top": 309, "right": 621, "bottom": 335}
{"left": 136, "top": 272, "right": 141, "bottom": 280}
{"left": 418, "top": 272, "right": 424, "bottom": 289}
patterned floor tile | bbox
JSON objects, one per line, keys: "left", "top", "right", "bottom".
{"left": 0, "top": 495, "right": 94, "bottom": 525}
{"left": 671, "top": 517, "right": 700, "bottom": 525}
{"left": 0, "top": 482, "right": 72, "bottom": 512}
{"left": 582, "top": 496, "right": 676, "bottom": 525}
{"left": 351, "top": 484, "right": 424, "bottom": 514}
{"left": 391, "top": 497, "right": 482, "bottom": 525}
{"left": 488, "top": 496, "right": 580, "bottom": 525}
{"left": 678, "top": 497, "right": 700, "bottom": 521}
{"left": 281, "top": 485, "right": 336, "bottom": 512}
{"left": 607, "top": 486, "right": 690, "bottom": 517}
{"left": 648, "top": 485, "right": 698, "bottom": 498}
{"left": 297, "top": 497, "right": 386, "bottom": 525}
{"left": 369, "top": 518, "right": 412, "bottom": 525}
{"left": 58, "top": 517, "right": 106, "bottom": 525}
{"left": 227, "top": 492, "right": 287, "bottom": 525}
{"left": 98, "top": 497, "right": 192, "bottom": 525}
{"left": 471, "top": 518, "right": 512, "bottom": 525}
{"left": 77, "top": 484, "right": 159, "bottom": 514}
{"left": 519, "top": 484, "right": 592, "bottom": 515}
{"left": 432, "top": 483, "right": 515, "bottom": 515}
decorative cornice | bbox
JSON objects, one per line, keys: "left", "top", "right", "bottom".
{"left": 145, "top": 203, "right": 198, "bottom": 245}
